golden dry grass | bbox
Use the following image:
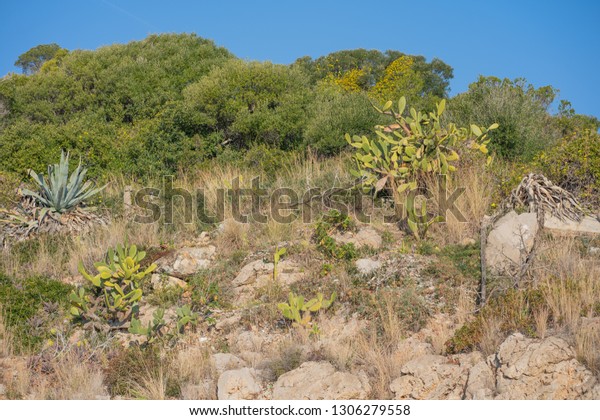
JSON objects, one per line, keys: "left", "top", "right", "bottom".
{"left": 0, "top": 306, "right": 13, "bottom": 358}
{"left": 426, "top": 162, "right": 494, "bottom": 244}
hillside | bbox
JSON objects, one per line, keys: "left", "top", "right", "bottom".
{"left": 1, "top": 34, "right": 600, "bottom": 401}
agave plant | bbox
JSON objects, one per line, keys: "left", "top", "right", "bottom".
{"left": 22, "top": 151, "right": 106, "bottom": 213}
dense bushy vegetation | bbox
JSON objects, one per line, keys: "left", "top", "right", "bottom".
{"left": 0, "top": 34, "right": 458, "bottom": 179}
{"left": 1, "top": 34, "right": 597, "bottom": 181}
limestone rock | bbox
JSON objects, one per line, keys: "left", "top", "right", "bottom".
{"left": 355, "top": 258, "right": 382, "bottom": 275}
{"left": 232, "top": 259, "right": 304, "bottom": 305}
{"left": 333, "top": 227, "right": 383, "bottom": 250}
{"left": 150, "top": 273, "right": 187, "bottom": 290}
{"left": 544, "top": 215, "right": 600, "bottom": 235}
{"left": 212, "top": 353, "right": 246, "bottom": 374}
{"left": 390, "top": 353, "right": 484, "bottom": 400}
{"left": 272, "top": 361, "right": 370, "bottom": 400}
{"left": 395, "top": 337, "right": 434, "bottom": 361}
{"left": 155, "top": 246, "right": 216, "bottom": 277}
{"left": 217, "top": 368, "right": 263, "bottom": 400}
{"left": 485, "top": 211, "right": 538, "bottom": 274}
{"left": 491, "top": 333, "right": 598, "bottom": 399}
{"left": 464, "top": 359, "right": 495, "bottom": 400}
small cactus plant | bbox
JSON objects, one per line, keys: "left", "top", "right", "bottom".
{"left": 278, "top": 291, "right": 337, "bottom": 328}
{"left": 70, "top": 243, "right": 156, "bottom": 331}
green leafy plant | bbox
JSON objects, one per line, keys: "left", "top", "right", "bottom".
{"left": 313, "top": 210, "right": 357, "bottom": 260}
{"left": 273, "top": 246, "right": 287, "bottom": 282}
{"left": 128, "top": 304, "right": 198, "bottom": 345}
{"left": 70, "top": 244, "right": 156, "bottom": 331}
{"left": 536, "top": 130, "right": 600, "bottom": 207}
{"left": 22, "top": 151, "right": 106, "bottom": 213}
{"left": 346, "top": 96, "right": 497, "bottom": 239}
{"left": 277, "top": 291, "right": 337, "bottom": 330}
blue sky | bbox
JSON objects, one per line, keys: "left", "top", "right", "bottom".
{"left": 1, "top": 0, "right": 599, "bottom": 117}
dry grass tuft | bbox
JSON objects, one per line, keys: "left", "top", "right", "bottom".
{"left": 177, "top": 345, "right": 216, "bottom": 399}
{"left": 0, "top": 306, "right": 13, "bottom": 358}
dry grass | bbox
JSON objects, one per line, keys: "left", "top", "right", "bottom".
{"left": 575, "top": 321, "right": 600, "bottom": 376}
{"left": 534, "top": 306, "right": 550, "bottom": 339}
{"left": 426, "top": 162, "right": 494, "bottom": 244}
{"left": 0, "top": 306, "right": 13, "bottom": 358}
{"left": 536, "top": 237, "right": 600, "bottom": 333}
{"left": 176, "top": 345, "right": 216, "bottom": 399}
{"left": 354, "top": 329, "right": 404, "bottom": 399}
{"left": 48, "top": 356, "right": 107, "bottom": 399}
{"left": 215, "top": 218, "right": 249, "bottom": 255}
{"left": 479, "top": 315, "right": 504, "bottom": 356}
{"left": 0, "top": 218, "right": 161, "bottom": 280}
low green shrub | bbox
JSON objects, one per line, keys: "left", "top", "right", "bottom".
{"left": 0, "top": 273, "right": 72, "bottom": 351}
{"left": 313, "top": 210, "right": 357, "bottom": 260}
{"left": 536, "top": 130, "right": 600, "bottom": 207}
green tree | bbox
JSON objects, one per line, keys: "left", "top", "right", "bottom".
{"left": 304, "top": 84, "right": 386, "bottom": 155}
{"left": 0, "top": 34, "right": 232, "bottom": 178}
{"left": 295, "top": 49, "right": 453, "bottom": 105}
{"left": 15, "top": 43, "right": 65, "bottom": 75}
{"left": 183, "top": 60, "right": 313, "bottom": 149}
{"left": 553, "top": 100, "right": 600, "bottom": 137}
{"left": 449, "top": 76, "right": 559, "bottom": 159}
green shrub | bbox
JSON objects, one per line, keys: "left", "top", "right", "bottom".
{"left": 448, "top": 76, "right": 559, "bottom": 160}
{"left": 313, "top": 210, "right": 357, "bottom": 260}
{"left": 446, "top": 288, "right": 545, "bottom": 354}
{"left": 304, "top": 89, "right": 384, "bottom": 155}
{"left": 0, "top": 273, "right": 72, "bottom": 351}
{"left": 536, "top": 130, "right": 600, "bottom": 207}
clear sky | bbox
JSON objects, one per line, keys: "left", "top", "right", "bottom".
{"left": 1, "top": 0, "right": 599, "bottom": 117}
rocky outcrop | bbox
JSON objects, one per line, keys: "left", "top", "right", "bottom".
{"left": 231, "top": 259, "right": 304, "bottom": 305}
{"left": 491, "top": 333, "right": 597, "bottom": 399}
{"left": 544, "top": 215, "right": 600, "bottom": 235}
{"left": 155, "top": 245, "right": 216, "bottom": 277}
{"left": 485, "top": 211, "right": 538, "bottom": 274}
{"left": 332, "top": 227, "right": 383, "bottom": 250}
{"left": 217, "top": 368, "right": 264, "bottom": 400}
{"left": 272, "top": 361, "right": 371, "bottom": 400}
{"left": 390, "top": 333, "right": 598, "bottom": 400}
{"left": 390, "top": 352, "right": 486, "bottom": 400}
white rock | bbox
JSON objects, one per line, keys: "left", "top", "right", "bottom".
{"left": 390, "top": 353, "right": 483, "bottom": 400}
{"left": 217, "top": 368, "right": 263, "bottom": 400}
{"left": 232, "top": 260, "right": 304, "bottom": 305}
{"left": 150, "top": 273, "right": 187, "bottom": 290}
{"left": 333, "top": 227, "right": 383, "bottom": 250}
{"left": 485, "top": 211, "right": 539, "bottom": 274}
{"left": 491, "top": 333, "right": 598, "bottom": 399}
{"left": 156, "top": 246, "right": 216, "bottom": 277}
{"left": 544, "top": 215, "right": 600, "bottom": 235}
{"left": 212, "top": 353, "right": 246, "bottom": 374}
{"left": 272, "top": 361, "right": 370, "bottom": 400}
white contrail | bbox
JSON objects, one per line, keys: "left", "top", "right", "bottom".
{"left": 98, "top": 0, "right": 157, "bottom": 31}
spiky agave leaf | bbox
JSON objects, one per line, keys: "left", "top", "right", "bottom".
{"left": 22, "top": 150, "right": 106, "bottom": 213}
